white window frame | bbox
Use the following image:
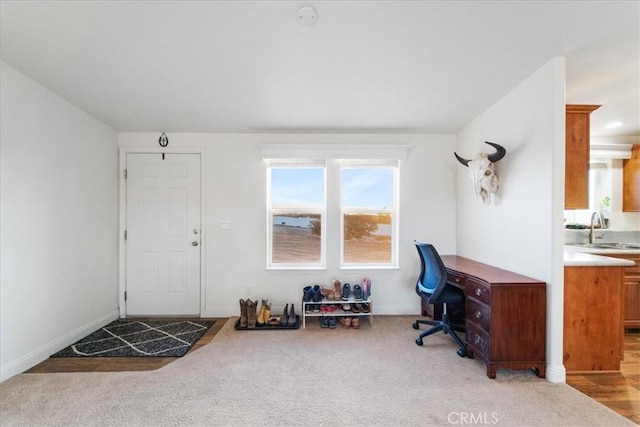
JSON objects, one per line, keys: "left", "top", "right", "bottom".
{"left": 339, "top": 159, "right": 399, "bottom": 269}
{"left": 260, "top": 143, "right": 408, "bottom": 271}
{"left": 266, "top": 159, "right": 327, "bottom": 270}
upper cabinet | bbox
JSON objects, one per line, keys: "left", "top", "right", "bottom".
{"left": 623, "top": 143, "right": 640, "bottom": 212}
{"left": 565, "top": 104, "right": 601, "bottom": 209}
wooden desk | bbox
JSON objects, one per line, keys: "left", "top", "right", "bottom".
{"left": 441, "top": 256, "right": 547, "bottom": 379}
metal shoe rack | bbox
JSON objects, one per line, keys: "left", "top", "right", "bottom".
{"left": 301, "top": 297, "right": 373, "bottom": 328}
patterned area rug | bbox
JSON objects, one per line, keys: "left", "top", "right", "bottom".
{"left": 51, "top": 320, "right": 214, "bottom": 357}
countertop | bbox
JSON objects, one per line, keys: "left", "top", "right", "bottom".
{"left": 564, "top": 244, "right": 638, "bottom": 267}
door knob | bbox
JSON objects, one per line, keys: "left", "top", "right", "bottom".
{"left": 192, "top": 241, "right": 199, "bottom": 246}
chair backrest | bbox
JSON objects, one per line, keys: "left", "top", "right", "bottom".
{"left": 414, "top": 241, "right": 448, "bottom": 301}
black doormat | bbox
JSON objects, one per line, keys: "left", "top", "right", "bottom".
{"left": 51, "top": 319, "right": 214, "bottom": 358}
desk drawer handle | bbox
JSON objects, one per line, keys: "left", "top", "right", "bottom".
{"left": 475, "top": 288, "right": 482, "bottom": 297}
{"left": 475, "top": 311, "right": 482, "bottom": 319}
{"left": 455, "top": 278, "right": 461, "bottom": 283}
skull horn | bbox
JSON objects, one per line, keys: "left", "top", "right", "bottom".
{"left": 454, "top": 152, "right": 470, "bottom": 167}
{"left": 485, "top": 141, "right": 506, "bottom": 163}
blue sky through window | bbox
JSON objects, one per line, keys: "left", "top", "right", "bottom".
{"left": 342, "top": 168, "right": 394, "bottom": 209}
{"left": 271, "top": 168, "right": 324, "bottom": 208}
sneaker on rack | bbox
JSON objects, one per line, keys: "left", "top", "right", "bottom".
{"left": 320, "top": 316, "right": 329, "bottom": 328}
{"left": 328, "top": 316, "right": 337, "bottom": 329}
{"left": 353, "top": 284, "right": 363, "bottom": 301}
{"left": 341, "top": 283, "right": 351, "bottom": 301}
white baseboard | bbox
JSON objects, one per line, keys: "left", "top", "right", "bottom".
{"left": 545, "top": 364, "right": 566, "bottom": 383}
{"left": 0, "top": 309, "right": 120, "bottom": 383}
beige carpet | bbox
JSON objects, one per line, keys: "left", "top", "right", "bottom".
{"left": 0, "top": 316, "right": 633, "bottom": 426}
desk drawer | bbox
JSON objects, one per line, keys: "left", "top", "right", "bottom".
{"left": 466, "top": 278, "right": 491, "bottom": 305}
{"left": 447, "top": 271, "right": 467, "bottom": 288}
{"left": 466, "top": 298, "right": 491, "bottom": 332}
{"left": 466, "top": 322, "right": 489, "bottom": 359}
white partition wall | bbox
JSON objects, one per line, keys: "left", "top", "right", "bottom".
{"left": 456, "top": 58, "right": 567, "bottom": 382}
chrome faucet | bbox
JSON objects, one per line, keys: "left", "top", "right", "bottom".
{"left": 589, "top": 211, "right": 604, "bottom": 244}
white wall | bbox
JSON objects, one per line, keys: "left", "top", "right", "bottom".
{"left": 0, "top": 62, "right": 119, "bottom": 381}
{"left": 119, "top": 133, "right": 457, "bottom": 318}
{"left": 455, "top": 58, "right": 567, "bottom": 382}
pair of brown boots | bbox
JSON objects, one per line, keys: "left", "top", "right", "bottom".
{"left": 321, "top": 280, "right": 344, "bottom": 301}
{"left": 239, "top": 298, "right": 258, "bottom": 328}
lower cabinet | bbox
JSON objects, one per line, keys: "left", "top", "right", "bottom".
{"left": 624, "top": 280, "right": 640, "bottom": 329}
{"left": 596, "top": 253, "right": 640, "bottom": 330}
{"left": 564, "top": 265, "right": 625, "bottom": 372}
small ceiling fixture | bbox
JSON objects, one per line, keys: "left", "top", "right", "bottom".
{"left": 297, "top": 6, "right": 318, "bottom": 26}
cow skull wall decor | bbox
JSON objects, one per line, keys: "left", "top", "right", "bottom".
{"left": 454, "top": 141, "right": 507, "bottom": 205}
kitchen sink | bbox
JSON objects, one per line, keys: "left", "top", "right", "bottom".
{"left": 572, "top": 242, "right": 640, "bottom": 250}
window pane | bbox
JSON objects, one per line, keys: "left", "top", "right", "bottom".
{"left": 272, "top": 213, "right": 322, "bottom": 263}
{"left": 342, "top": 168, "right": 394, "bottom": 209}
{"left": 343, "top": 213, "right": 392, "bottom": 263}
{"left": 271, "top": 168, "right": 324, "bottom": 208}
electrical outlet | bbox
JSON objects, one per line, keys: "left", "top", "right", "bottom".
{"left": 245, "top": 286, "right": 253, "bottom": 297}
{"left": 220, "top": 220, "right": 231, "bottom": 230}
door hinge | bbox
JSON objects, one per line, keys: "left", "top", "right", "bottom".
{"left": 123, "top": 169, "right": 127, "bottom": 179}
{"left": 124, "top": 291, "right": 127, "bottom": 301}
{"left": 124, "top": 230, "right": 127, "bottom": 240}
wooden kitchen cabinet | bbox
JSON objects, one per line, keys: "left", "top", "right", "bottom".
{"left": 564, "top": 265, "right": 624, "bottom": 373}
{"left": 565, "top": 104, "right": 600, "bottom": 209}
{"left": 623, "top": 143, "right": 640, "bottom": 212}
{"left": 598, "top": 253, "right": 640, "bottom": 330}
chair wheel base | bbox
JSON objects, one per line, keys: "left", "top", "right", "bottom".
{"left": 415, "top": 338, "right": 423, "bottom": 346}
{"left": 412, "top": 322, "right": 420, "bottom": 330}
{"left": 456, "top": 348, "right": 466, "bottom": 358}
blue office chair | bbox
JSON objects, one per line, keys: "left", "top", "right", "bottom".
{"left": 412, "top": 241, "right": 466, "bottom": 357}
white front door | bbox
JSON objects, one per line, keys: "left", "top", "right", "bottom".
{"left": 125, "top": 153, "right": 201, "bottom": 316}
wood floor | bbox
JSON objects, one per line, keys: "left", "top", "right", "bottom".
{"left": 567, "top": 332, "right": 640, "bottom": 425}
{"left": 25, "top": 321, "right": 639, "bottom": 425}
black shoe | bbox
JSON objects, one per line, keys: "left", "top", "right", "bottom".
{"left": 353, "top": 284, "right": 363, "bottom": 301}
{"left": 303, "top": 285, "right": 313, "bottom": 302}
{"left": 312, "top": 285, "right": 322, "bottom": 302}
{"left": 320, "top": 316, "right": 329, "bottom": 328}
{"left": 341, "top": 283, "right": 351, "bottom": 301}
{"left": 287, "top": 304, "right": 297, "bottom": 326}
{"left": 328, "top": 316, "right": 337, "bottom": 329}
{"left": 280, "top": 304, "right": 289, "bottom": 326}
{"left": 302, "top": 285, "right": 313, "bottom": 314}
